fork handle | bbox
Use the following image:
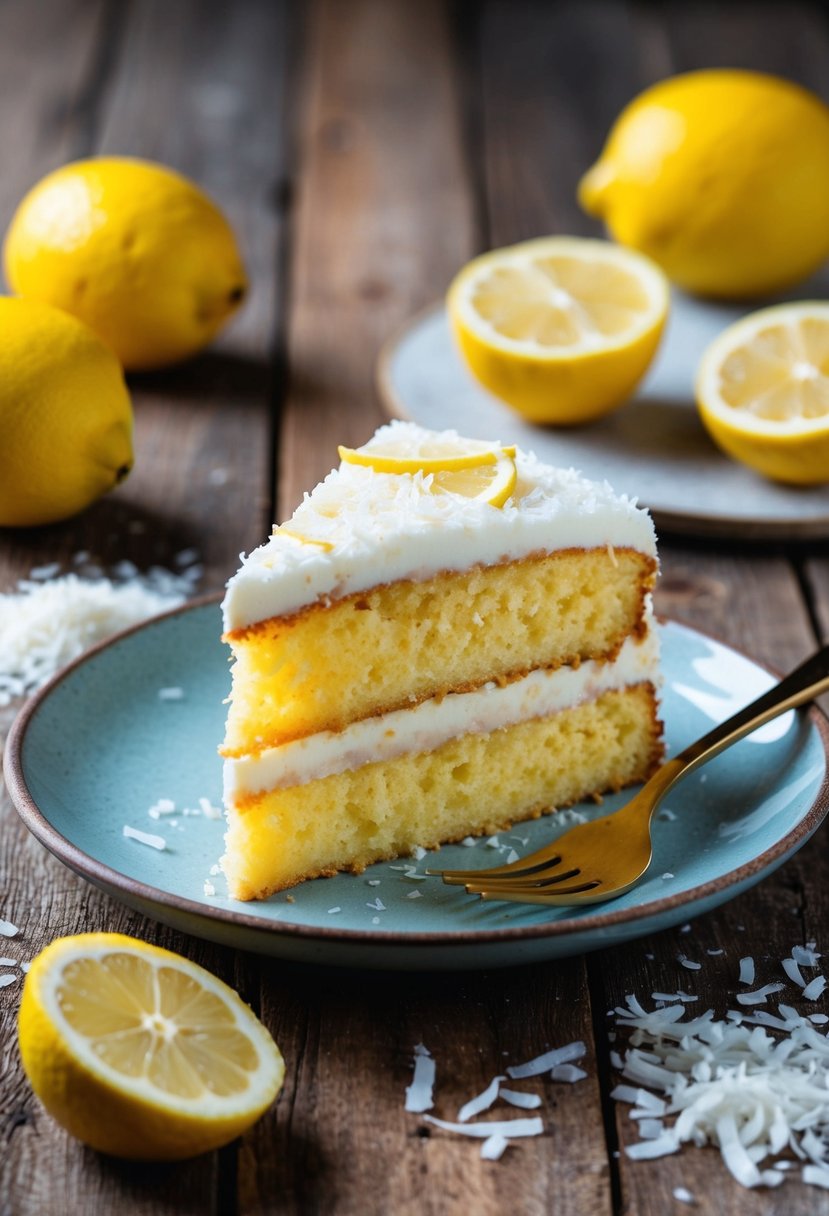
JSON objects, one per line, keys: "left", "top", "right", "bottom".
{"left": 674, "top": 641, "right": 829, "bottom": 780}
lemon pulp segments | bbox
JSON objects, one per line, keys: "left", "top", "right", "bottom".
{"left": 696, "top": 302, "right": 829, "bottom": 485}
{"left": 19, "top": 933, "right": 284, "bottom": 1159}
{"left": 447, "top": 236, "right": 668, "bottom": 425}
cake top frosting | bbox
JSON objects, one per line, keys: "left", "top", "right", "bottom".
{"left": 222, "top": 421, "right": 657, "bottom": 630}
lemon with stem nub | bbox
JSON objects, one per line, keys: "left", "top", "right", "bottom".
{"left": 4, "top": 157, "right": 247, "bottom": 370}
{"left": 18, "top": 933, "right": 285, "bottom": 1160}
{"left": 696, "top": 301, "right": 829, "bottom": 485}
{"left": 0, "top": 297, "right": 133, "bottom": 527}
{"left": 579, "top": 70, "right": 829, "bottom": 300}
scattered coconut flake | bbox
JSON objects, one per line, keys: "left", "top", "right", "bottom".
{"left": 736, "top": 983, "right": 785, "bottom": 1006}
{"left": 0, "top": 958, "right": 16, "bottom": 967}
{"left": 458, "top": 1076, "right": 504, "bottom": 1122}
{"left": 203, "top": 880, "right": 216, "bottom": 897}
{"left": 209, "top": 864, "right": 221, "bottom": 876}
{"left": 707, "top": 948, "right": 725, "bottom": 956}
{"left": 551, "top": 1063, "right": 587, "bottom": 1083}
{"left": 782, "top": 957, "right": 806, "bottom": 987}
{"left": 367, "top": 879, "right": 381, "bottom": 886}
{"left": 486, "top": 836, "right": 501, "bottom": 848}
{"left": 739, "top": 957, "right": 755, "bottom": 986}
{"left": 423, "top": 1115, "right": 543, "bottom": 1139}
{"left": 0, "top": 921, "right": 19, "bottom": 938}
{"left": 198, "top": 797, "right": 223, "bottom": 820}
{"left": 652, "top": 992, "right": 698, "bottom": 1004}
{"left": 507, "top": 1040, "right": 586, "bottom": 1079}
{"left": 505, "top": 849, "right": 520, "bottom": 865}
{"left": 371, "top": 917, "right": 380, "bottom": 925}
{"left": 327, "top": 907, "right": 341, "bottom": 915}
{"left": 148, "top": 798, "right": 176, "bottom": 819}
{"left": 480, "top": 1132, "right": 509, "bottom": 1161}
{"left": 406, "top": 890, "right": 423, "bottom": 900}
{"left": 500, "top": 1088, "right": 542, "bottom": 1110}
{"left": 638, "top": 1118, "right": 665, "bottom": 1140}
{"left": 793, "top": 945, "right": 822, "bottom": 967}
{"left": 158, "top": 686, "right": 185, "bottom": 701}
{"left": 804, "top": 1164, "right": 829, "bottom": 1189}
{"left": 680, "top": 924, "right": 692, "bottom": 934}
{"left": 405, "top": 1044, "right": 435, "bottom": 1113}
{"left": 673, "top": 1187, "right": 695, "bottom": 1205}
{"left": 29, "top": 562, "right": 61, "bottom": 580}
{"left": 811, "top": 1014, "right": 829, "bottom": 1025}
{"left": 461, "top": 837, "right": 477, "bottom": 847}
{"left": 0, "top": 974, "right": 17, "bottom": 989}
{"left": 661, "top": 873, "right": 675, "bottom": 880}
{"left": 123, "top": 826, "right": 167, "bottom": 850}
{"left": 658, "top": 809, "right": 677, "bottom": 822}
{"left": 20, "top": 962, "right": 30, "bottom": 973}
{"left": 367, "top": 898, "right": 386, "bottom": 912}
{"left": 803, "top": 976, "right": 827, "bottom": 1001}
{"left": 411, "top": 845, "right": 427, "bottom": 860}
{"left": 677, "top": 954, "right": 701, "bottom": 971}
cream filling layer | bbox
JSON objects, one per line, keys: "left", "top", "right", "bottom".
{"left": 224, "top": 625, "right": 661, "bottom": 803}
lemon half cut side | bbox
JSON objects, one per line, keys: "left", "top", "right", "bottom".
{"left": 447, "top": 236, "right": 669, "bottom": 425}
{"left": 696, "top": 301, "right": 829, "bottom": 485}
{"left": 18, "top": 933, "right": 285, "bottom": 1160}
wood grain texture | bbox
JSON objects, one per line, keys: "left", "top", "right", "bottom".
{"left": 3, "top": 1, "right": 829, "bottom": 1213}
{"left": 277, "top": 0, "right": 477, "bottom": 517}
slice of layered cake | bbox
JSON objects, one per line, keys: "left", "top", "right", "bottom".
{"left": 220, "top": 422, "right": 662, "bottom": 900}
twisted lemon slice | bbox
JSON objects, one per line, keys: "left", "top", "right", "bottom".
{"left": 339, "top": 433, "right": 517, "bottom": 506}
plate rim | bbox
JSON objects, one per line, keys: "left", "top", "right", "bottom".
{"left": 375, "top": 301, "right": 829, "bottom": 541}
{"left": 5, "top": 597, "right": 829, "bottom": 950}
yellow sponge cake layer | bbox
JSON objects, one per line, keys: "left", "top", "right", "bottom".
{"left": 222, "top": 546, "right": 656, "bottom": 755}
{"left": 222, "top": 682, "right": 661, "bottom": 901}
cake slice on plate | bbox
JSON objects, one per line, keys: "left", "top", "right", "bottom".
{"left": 220, "top": 422, "right": 662, "bottom": 900}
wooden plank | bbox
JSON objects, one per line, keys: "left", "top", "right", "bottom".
{"left": 0, "top": 1, "right": 293, "bottom": 1212}
{"left": 277, "top": 0, "right": 477, "bottom": 517}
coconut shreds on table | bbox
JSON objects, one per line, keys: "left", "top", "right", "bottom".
{"left": 0, "top": 558, "right": 200, "bottom": 706}
{"left": 122, "top": 826, "right": 167, "bottom": 851}
{"left": 405, "top": 1044, "right": 436, "bottom": 1113}
{"left": 506, "top": 1040, "right": 586, "bottom": 1079}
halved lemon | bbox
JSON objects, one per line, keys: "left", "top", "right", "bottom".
{"left": 18, "top": 933, "right": 285, "bottom": 1160}
{"left": 339, "top": 435, "right": 515, "bottom": 473}
{"left": 696, "top": 302, "right": 829, "bottom": 485}
{"left": 447, "top": 236, "right": 669, "bottom": 425}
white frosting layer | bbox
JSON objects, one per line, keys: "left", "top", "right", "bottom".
{"left": 224, "top": 626, "right": 660, "bottom": 802}
{"left": 222, "top": 421, "right": 657, "bottom": 630}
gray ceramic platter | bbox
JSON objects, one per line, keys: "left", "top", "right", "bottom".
{"left": 377, "top": 278, "right": 829, "bottom": 539}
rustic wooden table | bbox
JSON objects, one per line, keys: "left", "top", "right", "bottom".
{"left": 3, "top": 1, "right": 829, "bottom": 1212}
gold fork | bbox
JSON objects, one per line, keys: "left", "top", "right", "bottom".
{"left": 429, "top": 643, "right": 829, "bottom": 907}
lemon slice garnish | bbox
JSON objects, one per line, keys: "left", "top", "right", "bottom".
{"left": 339, "top": 436, "right": 515, "bottom": 473}
{"left": 447, "top": 236, "right": 668, "bottom": 425}
{"left": 696, "top": 301, "right": 829, "bottom": 485}
{"left": 430, "top": 452, "right": 517, "bottom": 507}
{"left": 18, "top": 933, "right": 285, "bottom": 1160}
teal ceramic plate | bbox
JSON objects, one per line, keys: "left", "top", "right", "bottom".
{"left": 5, "top": 601, "right": 829, "bottom": 970}
{"left": 377, "top": 293, "right": 829, "bottom": 539}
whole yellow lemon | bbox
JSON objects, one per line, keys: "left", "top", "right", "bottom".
{"left": 579, "top": 70, "right": 829, "bottom": 300}
{"left": 0, "top": 297, "right": 133, "bottom": 526}
{"left": 3, "top": 158, "right": 247, "bottom": 370}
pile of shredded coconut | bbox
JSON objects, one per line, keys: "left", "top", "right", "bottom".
{"left": 0, "top": 553, "right": 201, "bottom": 705}
{"left": 407, "top": 938, "right": 829, "bottom": 1197}
{"left": 613, "top": 941, "right": 829, "bottom": 1190}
